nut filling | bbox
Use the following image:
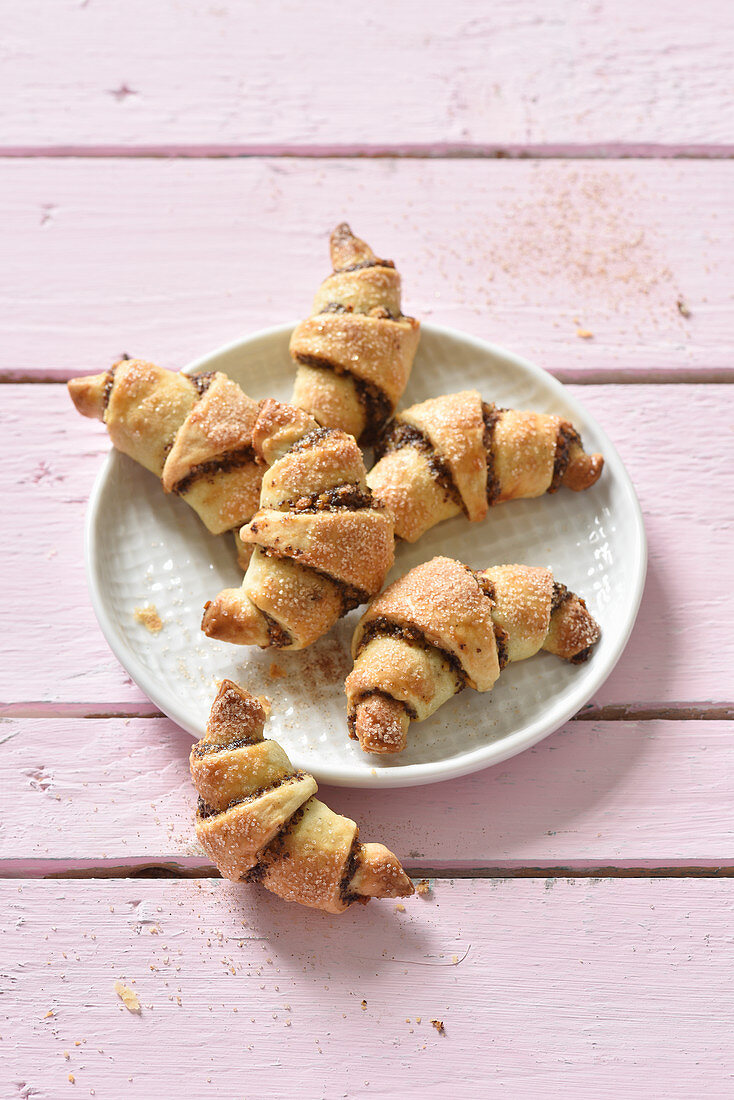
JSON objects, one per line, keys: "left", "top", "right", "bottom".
{"left": 243, "top": 803, "right": 308, "bottom": 885}
{"left": 373, "top": 419, "right": 463, "bottom": 509}
{"left": 102, "top": 367, "right": 117, "bottom": 412}
{"left": 287, "top": 483, "right": 374, "bottom": 514}
{"left": 190, "top": 370, "right": 216, "bottom": 397}
{"left": 196, "top": 772, "right": 307, "bottom": 819}
{"left": 356, "top": 617, "right": 468, "bottom": 688}
{"left": 472, "top": 571, "right": 509, "bottom": 669}
{"left": 171, "top": 446, "right": 257, "bottom": 496}
{"left": 549, "top": 424, "right": 582, "bottom": 494}
{"left": 292, "top": 355, "right": 393, "bottom": 445}
{"left": 481, "top": 402, "right": 504, "bottom": 505}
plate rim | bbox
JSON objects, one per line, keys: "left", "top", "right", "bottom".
{"left": 85, "top": 321, "right": 647, "bottom": 788}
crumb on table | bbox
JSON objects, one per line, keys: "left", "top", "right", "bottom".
{"left": 114, "top": 980, "right": 141, "bottom": 1014}
{"left": 431, "top": 1019, "right": 446, "bottom": 1035}
{"left": 134, "top": 605, "right": 163, "bottom": 633}
{"left": 416, "top": 879, "right": 432, "bottom": 896}
{"left": 269, "top": 662, "right": 286, "bottom": 679}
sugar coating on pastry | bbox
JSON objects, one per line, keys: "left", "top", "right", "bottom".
{"left": 346, "top": 556, "right": 601, "bottom": 754}
{"left": 369, "top": 389, "right": 603, "bottom": 542}
{"left": 190, "top": 680, "right": 413, "bottom": 913}
{"left": 289, "top": 224, "right": 420, "bottom": 442}
{"left": 203, "top": 402, "right": 394, "bottom": 651}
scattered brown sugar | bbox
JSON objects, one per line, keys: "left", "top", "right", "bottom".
{"left": 134, "top": 605, "right": 163, "bottom": 633}
{"left": 269, "top": 662, "right": 286, "bottom": 680}
{"left": 431, "top": 1019, "right": 446, "bottom": 1035}
{"left": 416, "top": 879, "right": 431, "bottom": 896}
{"left": 114, "top": 981, "right": 141, "bottom": 1014}
{"left": 575, "top": 328, "right": 594, "bottom": 339}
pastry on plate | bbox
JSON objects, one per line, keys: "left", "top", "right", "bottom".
{"left": 68, "top": 358, "right": 263, "bottom": 541}
{"left": 369, "top": 389, "right": 603, "bottom": 542}
{"left": 289, "top": 223, "right": 420, "bottom": 443}
{"left": 202, "top": 400, "right": 394, "bottom": 649}
{"left": 191, "top": 680, "right": 413, "bottom": 913}
{"left": 345, "top": 556, "right": 601, "bottom": 754}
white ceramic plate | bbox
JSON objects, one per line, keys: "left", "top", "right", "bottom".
{"left": 86, "top": 322, "right": 645, "bottom": 788}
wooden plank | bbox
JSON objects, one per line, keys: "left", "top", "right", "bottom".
{"left": 1, "top": 382, "right": 731, "bottom": 709}
{"left": 1, "top": 159, "right": 732, "bottom": 379}
{"left": 1, "top": 717, "right": 733, "bottom": 870}
{"left": 3, "top": 1, "right": 732, "bottom": 150}
{"left": 3, "top": 878, "right": 733, "bottom": 1098}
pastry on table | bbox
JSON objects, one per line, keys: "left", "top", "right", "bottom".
{"left": 202, "top": 400, "right": 394, "bottom": 649}
{"left": 68, "top": 359, "right": 264, "bottom": 545}
{"left": 289, "top": 223, "right": 421, "bottom": 443}
{"left": 190, "top": 680, "right": 413, "bottom": 913}
{"left": 345, "top": 556, "right": 601, "bottom": 754}
{"left": 368, "top": 389, "right": 604, "bottom": 543}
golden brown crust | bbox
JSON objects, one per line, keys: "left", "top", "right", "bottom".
{"left": 252, "top": 398, "right": 319, "bottom": 466}
{"left": 355, "top": 556, "right": 499, "bottom": 692}
{"left": 67, "top": 372, "right": 108, "bottom": 421}
{"left": 544, "top": 591, "right": 601, "bottom": 659}
{"left": 190, "top": 681, "right": 413, "bottom": 913}
{"left": 403, "top": 391, "right": 488, "bottom": 523}
{"left": 368, "top": 391, "right": 604, "bottom": 543}
{"left": 161, "top": 374, "right": 260, "bottom": 490}
{"left": 346, "top": 557, "right": 601, "bottom": 754}
{"left": 68, "top": 360, "right": 265, "bottom": 535}
{"left": 243, "top": 508, "right": 394, "bottom": 596}
{"left": 289, "top": 224, "right": 420, "bottom": 442}
{"left": 204, "top": 410, "right": 395, "bottom": 650}
{"left": 352, "top": 694, "right": 410, "bottom": 755}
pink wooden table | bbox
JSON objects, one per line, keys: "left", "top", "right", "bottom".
{"left": 2, "top": 3, "right": 733, "bottom": 1096}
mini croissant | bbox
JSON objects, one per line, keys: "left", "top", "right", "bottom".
{"left": 289, "top": 224, "right": 421, "bottom": 443}
{"left": 68, "top": 359, "right": 263, "bottom": 537}
{"left": 345, "top": 556, "right": 601, "bottom": 754}
{"left": 190, "top": 680, "right": 413, "bottom": 913}
{"left": 369, "top": 390, "right": 604, "bottom": 542}
{"left": 202, "top": 400, "right": 395, "bottom": 649}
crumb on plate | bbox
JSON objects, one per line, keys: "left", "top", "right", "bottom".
{"left": 134, "top": 605, "right": 163, "bottom": 633}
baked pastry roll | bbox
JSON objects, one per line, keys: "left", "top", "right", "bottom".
{"left": 202, "top": 400, "right": 395, "bottom": 650}
{"left": 368, "top": 389, "right": 603, "bottom": 542}
{"left": 190, "top": 680, "right": 413, "bottom": 913}
{"left": 289, "top": 223, "right": 420, "bottom": 443}
{"left": 68, "top": 358, "right": 263, "bottom": 537}
{"left": 345, "top": 556, "right": 601, "bottom": 754}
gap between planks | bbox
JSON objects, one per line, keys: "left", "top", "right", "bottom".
{"left": 2, "top": 863, "right": 734, "bottom": 881}
{"left": 2, "top": 702, "right": 732, "bottom": 720}
{"left": 3, "top": 143, "right": 734, "bottom": 160}
{"left": 3, "top": 370, "right": 734, "bottom": 386}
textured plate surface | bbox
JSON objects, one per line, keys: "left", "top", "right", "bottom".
{"left": 87, "top": 323, "right": 645, "bottom": 787}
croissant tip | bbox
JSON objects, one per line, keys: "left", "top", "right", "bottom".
{"left": 353, "top": 695, "right": 409, "bottom": 754}
{"left": 67, "top": 374, "right": 108, "bottom": 420}
{"left": 329, "top": 222, "right": 376, "bottom": 271}
{"left": 205, "top": 680, "right": 266, "bottom": 744}
{"left": 201, "top": 590, "right": 272, "bottom": 647}
{"left": 331, "top": 221, "right": 353, "bottom": 241}
{"left": 564, "top": 452, "right": 604, "bottom": 492}
{"left": 353, "top": 843, "right": 414, "bottom": 900}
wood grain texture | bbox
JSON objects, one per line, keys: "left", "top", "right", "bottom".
{"left": 3, "top": 878, "right": 734, "bottom": 1098}
{"left": 2, "top": 717, "right": 733, "bottom": 871}
{"left": 3, "top": 1, "right": 732, "bottom": 149}
{"left": 1, "top": 159, "right": 731, "bottom": 379}
{"left": 1, "top": 383, "right": 731, "bottom": 710}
